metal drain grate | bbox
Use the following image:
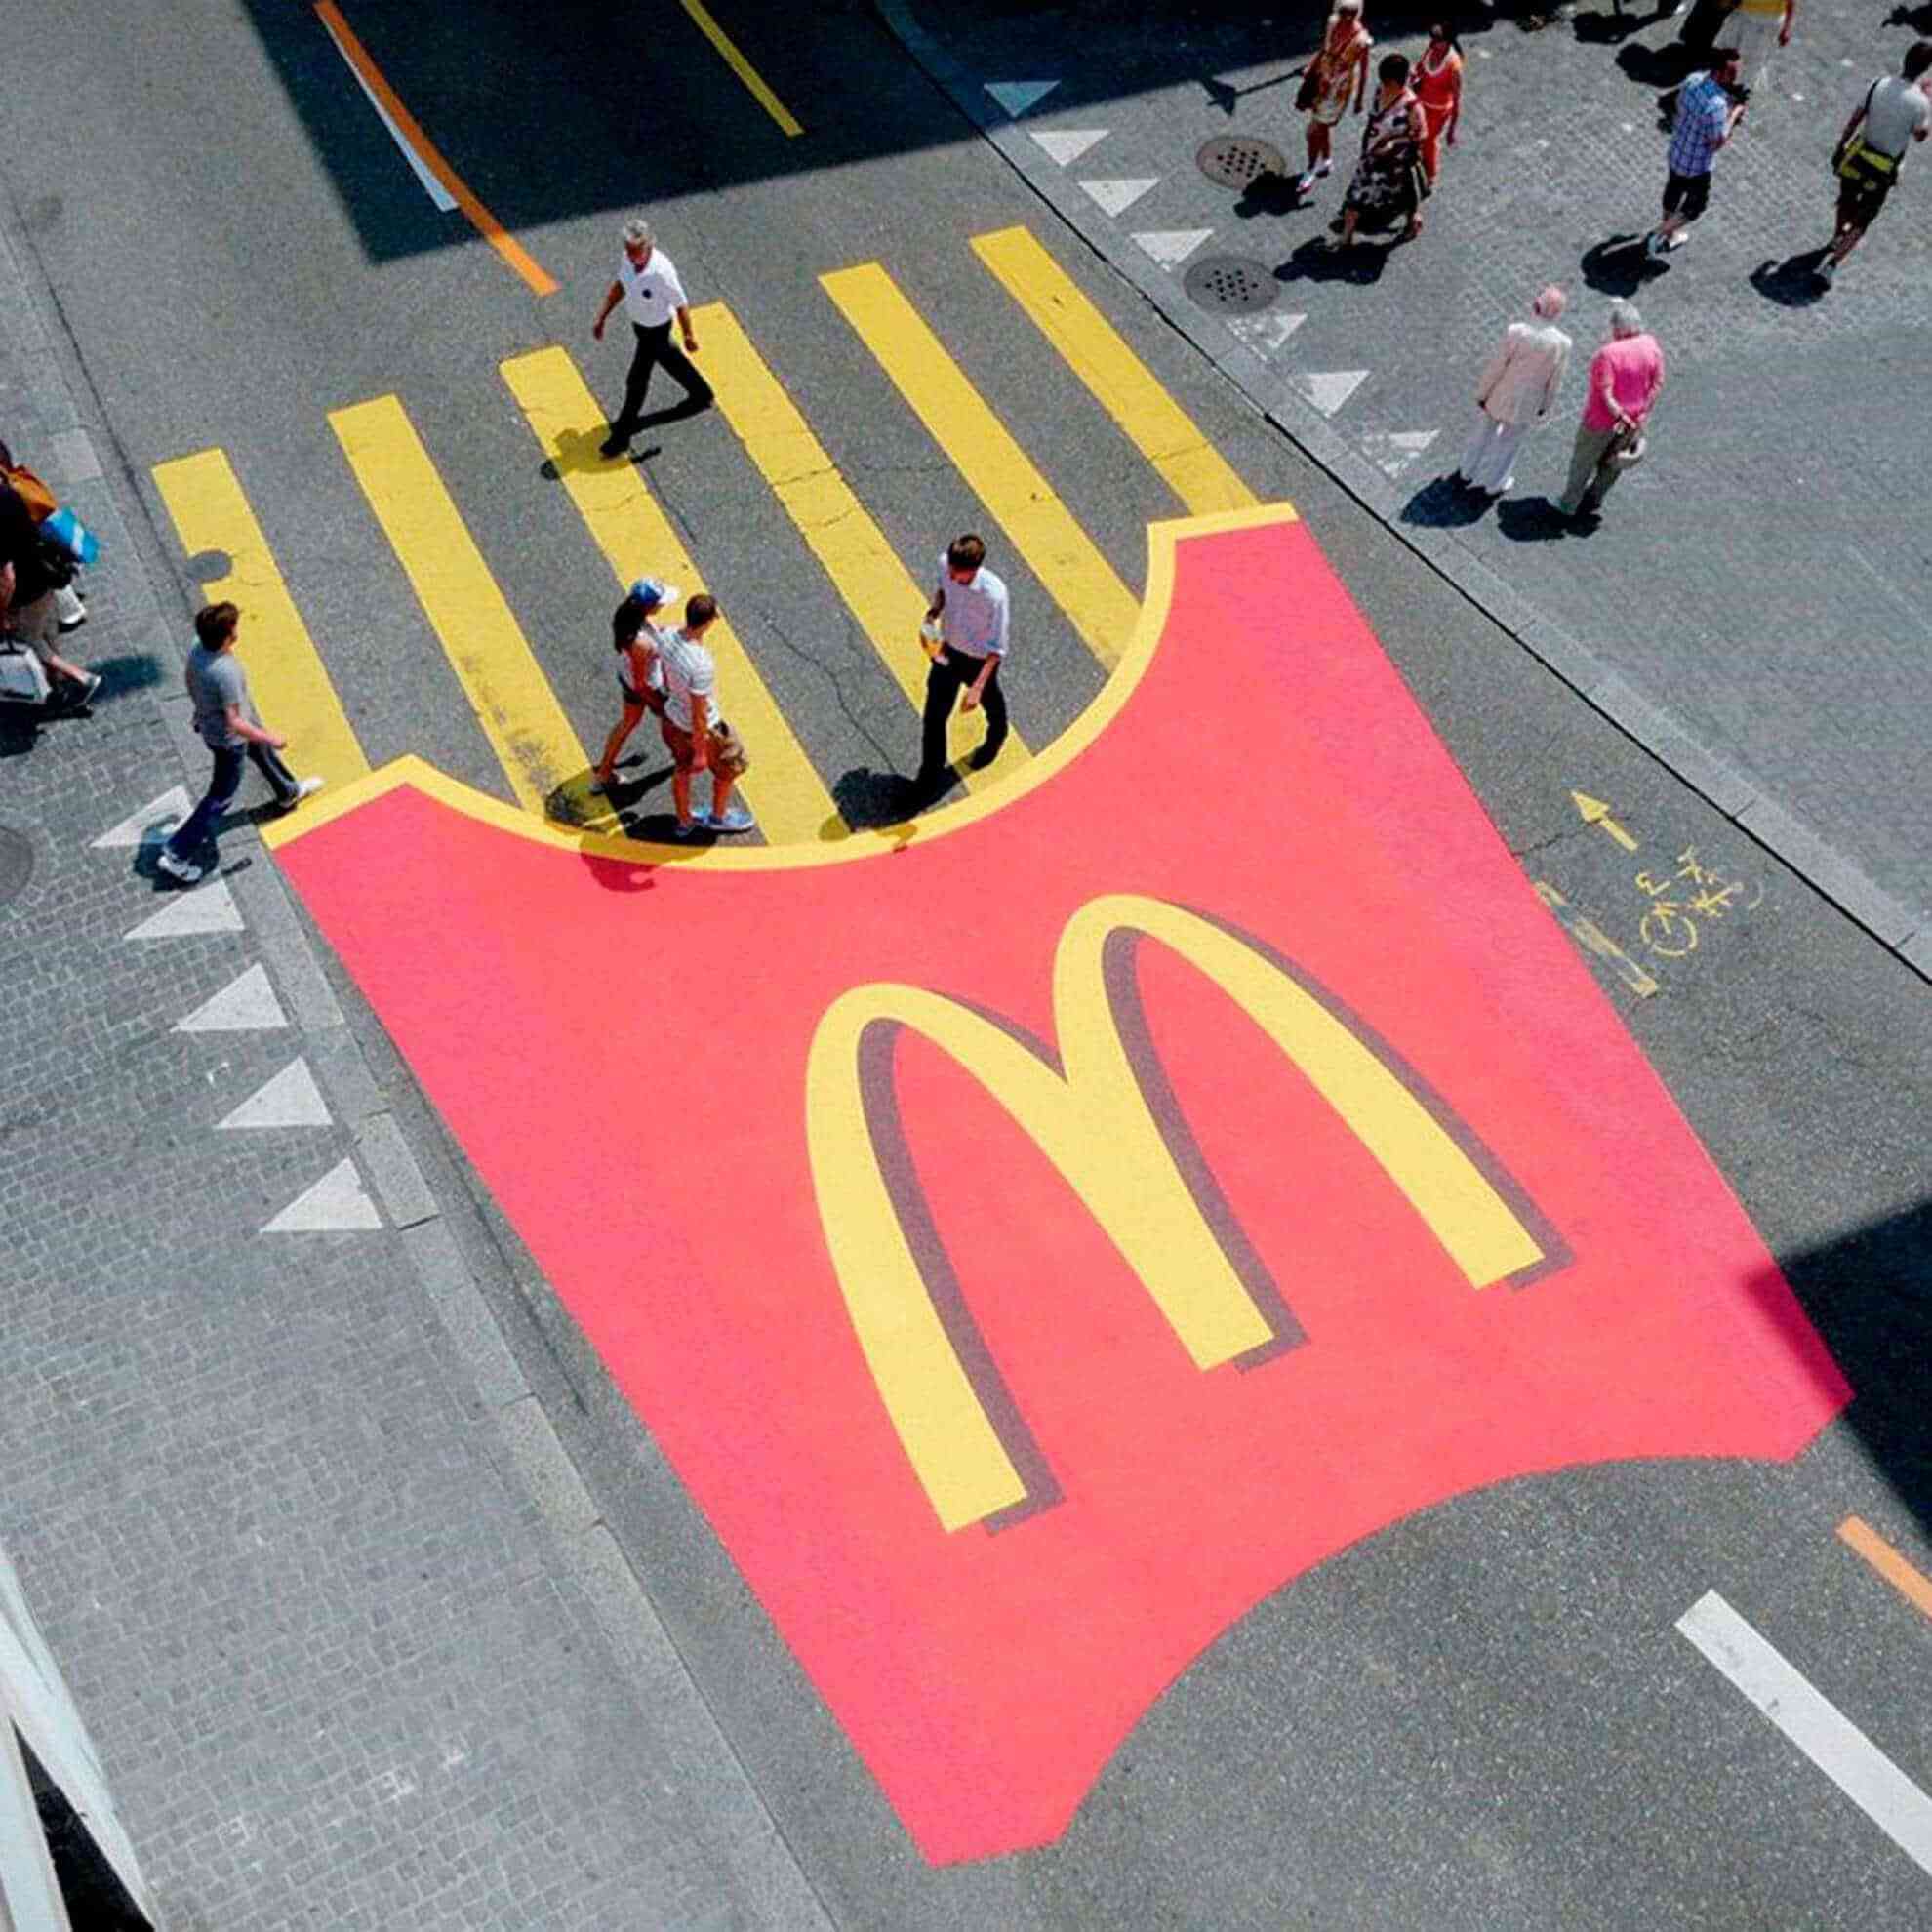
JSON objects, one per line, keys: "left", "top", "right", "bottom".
{"left": 0, "top": 827, "right": 34, "bottom": 912}
{"left": 1182, "top": 255, "right": 1278, "bottom": 315}
{"left": 1196, "top": 134, "right": 1287, "bottom": 190}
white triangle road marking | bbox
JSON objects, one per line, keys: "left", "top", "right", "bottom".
{"left": 125, "top": 876, "right": 243, "bottom": 941}
{"left": 1080, "top": 177, "right": 1158, "bottom": 217}
{"left": 176, "top": 962, "right": 289, "bottom": 1034}
{"left": 1362, "top": 429, "right": 1441, "bottom": 479}
{"left": 1030, "top": 127, "right": 1108, "bottom": 167}
{"left": 1132, "top": 228, "right": 1213, "bottom": 269}
{"left": 92, "top": 786, "right": 190, "bottom": 849}
{"left": 986, "top": 80, "right": 1059, "bottom": 118}
{"left": 1290, "top": 369, "right": 1369, "bottom": 418}
{"left": 1227, "top": 310, "right": 1307, "bottom": 357}
{"left": 262, "top": 1156, "right": 382, "bottom": 1234}
{"left": 218, "top": 1057, "right": 331, "bottom": 1131}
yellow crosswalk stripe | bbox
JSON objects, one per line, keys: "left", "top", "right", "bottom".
{"left": 150, "top": 449, "right": 369, "bottom": 833}
{"left": 820, "top": 262, "right": 1138, "bottom": 671}
{"left": 972, "top": 226, "right": 1258, "bottom": 517}
{"left": 331, "top": 395, "right": 587, "bottom": 817}
{"left": 697, "top": 302, "right": 1028, "bottom": 789}
{"left": 499, "top": 345, "right": 840, "bottom": 845}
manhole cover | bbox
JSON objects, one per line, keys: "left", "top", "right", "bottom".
{"left": 0, "top": 826, "right": 34, "bottom": 911}
{"left": 1196, "top": 134, "right": 1287, "bottom": 190}
{"left": 1182, "top": 255, "right": 1278, "bottom": 316}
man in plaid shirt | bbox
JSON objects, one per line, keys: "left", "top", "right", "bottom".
{"left": 1646, "top": 48, "right": 1748, "bottom": 255}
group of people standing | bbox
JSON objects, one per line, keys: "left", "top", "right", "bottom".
{"left": 1283, "top": 0, "right": 1932, "bottom": 523}
{"left": 1293, "top": 4, "right": 1464, "bottom": 249}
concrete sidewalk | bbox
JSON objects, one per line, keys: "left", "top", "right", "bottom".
{"left": 0, "top": 187, "right": 825, "bottom": 1930}
{"left": 880, "top": 0, "right": 1932, "bottom": 977}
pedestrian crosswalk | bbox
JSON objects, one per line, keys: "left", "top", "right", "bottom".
{"left": 150, "top": 225, "right": 1258, "bottom": 848}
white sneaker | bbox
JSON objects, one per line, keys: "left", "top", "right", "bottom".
{"left": 279, "top": 776, "right": 325, "bottom": 812}
{"left": 1294, "top": 171, "right": 1316, "bottom": 197}
{"left": 156, "top": 847, "right": 204, "bottom": 884}
{"left": 1313, "top": 158, "right": 1332, "bottom": 178}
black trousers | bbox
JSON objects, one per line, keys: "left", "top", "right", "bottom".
{"left": 613, "top": 320, "right": 713, "bottom": 431}
{"left": 918, "top": 650, "right": 1007, "bottom": 783}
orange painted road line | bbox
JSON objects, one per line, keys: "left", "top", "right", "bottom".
{"left": 1839, "top": 1516, "right": 1932, "bottom": 1622}
{"left": 312, "top": 2, "right": 558, "bottom": 298}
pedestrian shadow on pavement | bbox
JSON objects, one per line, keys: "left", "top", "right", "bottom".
{"left": 1496, "top": 497, "right": 1579, "bottom": 543}
{"left": 1400, "top": 473, "right": 1490, "bottom": 529}
{"left": 1274, "top": 236, "right": 1389, "bottom": 287}
{"left": 1617, "top": 42, "right": 1701, "bottom": 95}
{"left": 89, "top": 653, "right": 165, "bottom": 702}
{"left": 835, "top": 766, "right": 926, "bottom": 829}
{"left": 1884, "top": 2, "right": 1932, "bottom": 29}
{"left": 1581, "top": 234, "right": 1670, "bottom": 298}
{"left": 1750, "top": 251, "right": 1831, "bottom": 308}
{"left": 1570, "top": 6, "right": 1658, "bottom": 46}
{"left": 539, "top": 429, "right": 661, "bottom": 481}
{"left": 1234, "top": 171, "right": 1305, "bottom": 220}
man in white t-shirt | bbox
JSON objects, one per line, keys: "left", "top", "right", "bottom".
{"left": 914, "top": 532, "right": 1010, "bottom": 802}
{"left": 655, "top": 593, "right": 754, "bottom": 838}
{"left": 591, "top": 217, "right": 714, "bottom": 458}
{"left": 1821, "top": 41, "right": 1932, "bottom": 283}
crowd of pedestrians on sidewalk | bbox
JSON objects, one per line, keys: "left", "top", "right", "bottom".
{"left": 1278, "top": 3, "right": 1931, "bottom": 524}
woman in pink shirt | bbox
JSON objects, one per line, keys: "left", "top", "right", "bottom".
{"left": 1555, "top": 301, "right": 1667, "bottom": 521}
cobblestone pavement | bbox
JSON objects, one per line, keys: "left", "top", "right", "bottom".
{"left": 883, "top": 0, "right": 1932, "bottom": 966}
{"left": 0, "top": 203, "right": 825, "bottom": 1931}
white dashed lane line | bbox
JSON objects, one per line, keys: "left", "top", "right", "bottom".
{"left": 1677, "top": 1590, "right": 1932, "bottom": 1880}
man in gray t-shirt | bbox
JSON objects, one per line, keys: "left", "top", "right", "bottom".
{"left": 157, "top": 601, "right": 323, "bottom": 883}
{"left": 1822, "top": 40, "right": 1932, "bottom": 282}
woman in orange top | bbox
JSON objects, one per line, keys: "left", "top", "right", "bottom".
{"left": 1414, "top": 22, "right": 1464, "bottom": 186}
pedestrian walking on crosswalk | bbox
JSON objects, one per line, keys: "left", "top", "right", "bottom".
{"left": 915, "top": 534, "right": 1009, "bottom": 803}
{"left": 156, "top": 602, "right": 322, "bottom": 882}
{"left": 592, "top": 218, "right": 715, "bottom": 459}
{"left": 656, "top": 594, "right": 754, "bottom": 839}
{"left": 590, "top": 577, "right": 678, "bottom": 796}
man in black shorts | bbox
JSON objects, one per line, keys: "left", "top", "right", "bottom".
{"left": 1646, "top": 48, "right": 1746, "bottom": 256}
{"left": 1820, "top": 41, "right": 1932, "bottom": 285}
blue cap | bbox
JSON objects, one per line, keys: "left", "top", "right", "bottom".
{"left": 628, "top": 577, "right": 681, "bottom": 611}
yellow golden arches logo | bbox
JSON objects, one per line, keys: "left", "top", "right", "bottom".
{"left": 806, "top": 895, "right": 1554, "bottom": 1534}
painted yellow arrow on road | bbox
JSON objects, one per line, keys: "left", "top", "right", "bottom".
{"left": 1571, "top": 790, "right": 1638, "bottom": 852}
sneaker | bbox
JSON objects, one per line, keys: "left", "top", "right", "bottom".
{"left": 74, "top": 670, "right": 103, "bottom": 706}
{"left": 58, "top": 604, "right": 88, "bottom": 634}
{"left": 155, "top": 847, "right": 203, "bottom": 884}
{"left": 1313, "top": 158, "right": 1332, "bottom": 179}
{"left": 1662, "top": 228, "right": 1689, "bottom": 252}
{"left": 278, "top": 776, "right": 325, "bottom": 812}
{"left": 1294, "top": 171, "right": 1316, "bottom": 198}
{"left": 704, "top": 804, "right": 757, "bottom": 834}
{"left": 598, "top": 431, "right": 631, "bottom": 459}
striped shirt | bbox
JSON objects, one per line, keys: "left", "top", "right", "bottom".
{"left": 1668, "top": 74, "right": 1732, "bottom": 177}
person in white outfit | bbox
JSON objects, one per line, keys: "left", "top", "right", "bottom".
{"left": 1457, "top": 287, "right": 1572, "bottom": 498}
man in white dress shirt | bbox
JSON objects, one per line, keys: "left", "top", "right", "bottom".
{"left": 1456, "top": 286, "right": 1572, "bottom": 500}
{"left": 592, "top": 218, "right": 714, "bottom": 458}
{"left": 915, "top": 533, "right": 1010, "bottom": 803}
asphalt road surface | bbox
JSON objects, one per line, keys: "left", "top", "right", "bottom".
{"left": 5, "top": 1, "right": 1928, "bottom": 1926}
